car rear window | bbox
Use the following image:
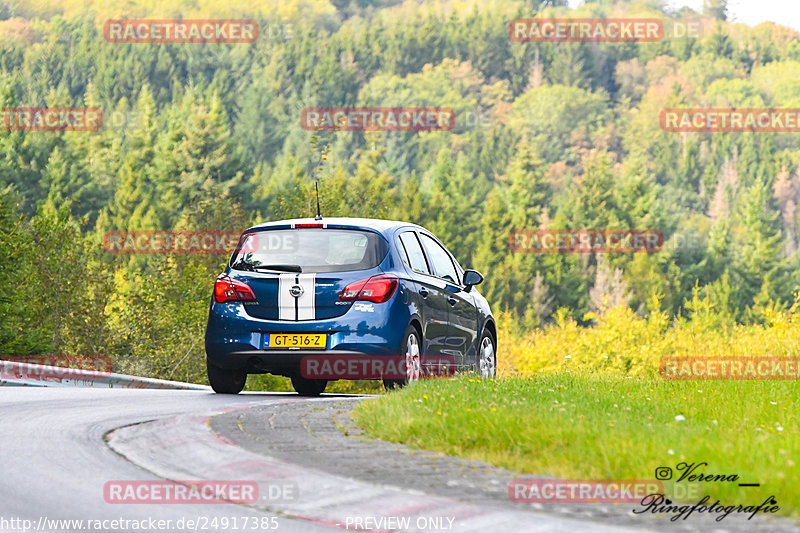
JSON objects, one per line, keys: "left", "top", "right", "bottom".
{"left": 229, "top": 228, "right": 388, "bottom": 273}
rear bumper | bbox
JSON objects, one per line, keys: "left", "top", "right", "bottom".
{"left": 204, "top": 294, "right": 412, "bottom": 374}
{"left": 209, "top": 349, "right": 369, "bottom": 376}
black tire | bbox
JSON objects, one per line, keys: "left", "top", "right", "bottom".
{"left": 206, "top": 359, "right": 247, "bottom": 394}
{"left": 382, "top": 323, "right": 422, "bottom": 391}
{"left": 382, "top": 378, "right": 403, "bottom": 390}
{"left": 291, "top": 376, "right": 328, "bottom": 396}
{"left": 477, "top": 329, "right": 497, "bottom": 379}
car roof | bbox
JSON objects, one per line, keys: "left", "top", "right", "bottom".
{"left": 245, "top": 217, "right": 427, "bottom": 236}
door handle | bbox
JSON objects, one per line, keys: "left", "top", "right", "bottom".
{"left": 447, "top": 297, "right": 457, "bottom": 306}
{"left": 419, "top": 288, "right": 429, "bottom": 298}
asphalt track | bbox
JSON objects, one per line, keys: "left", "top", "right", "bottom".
{"left": 0, "top": 388, "right": 797, "bottom": 533}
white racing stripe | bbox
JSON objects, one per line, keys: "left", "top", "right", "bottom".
{"left": 296, "top": 273, "right": 316, "bottom": 321}
{"left": 278, "top": 273, "right": 296, "bottom": 321}
{"left": 278, "top": 273, "right": 316, "bottom": 321}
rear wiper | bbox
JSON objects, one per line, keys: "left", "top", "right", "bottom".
{"left": 230, "top": 260, "right": 256, "bottom": 272}
{"left": 252, "top": 264, "right": 303, "bottom": 273}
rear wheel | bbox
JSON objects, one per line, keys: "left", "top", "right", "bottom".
{"left": 383, "top": 324, "right": 421, "bottom": 391}
{"left": 206, "top": 359, "right": 247, "bottom": 394}
{"left": 478, "top": 330, "right": 496, "bottom": 379}
{"left": 291, "top": 376, "right": 328, "bottom": 396}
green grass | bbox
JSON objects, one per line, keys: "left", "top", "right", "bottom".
{"left": 352, "top": 374, "right": 799, "bottom": 514}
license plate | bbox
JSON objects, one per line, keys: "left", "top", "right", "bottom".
{"left": 264, "top": 334, "right": 326, "bottom": 349}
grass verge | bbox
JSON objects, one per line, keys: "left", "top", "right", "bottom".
{"left": 352, "top": 374, "right": 798, "bottom": 515}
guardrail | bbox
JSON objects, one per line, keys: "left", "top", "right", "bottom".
{"left": 0, "top": 378, "right": 49, "bottom": 387}
{"left": 0, "top": 360, "right": 210, "bottom": 390}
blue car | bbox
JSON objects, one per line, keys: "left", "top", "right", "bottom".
{"left": 204, "top": 217, "right": 496, "bottom": 395}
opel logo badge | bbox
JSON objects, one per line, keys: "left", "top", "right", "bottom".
{"left": 289, "top": 285, "right": 304, "bottom": 298}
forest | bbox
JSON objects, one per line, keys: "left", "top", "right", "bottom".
{"left": 1, "top": 0, "right": 799, "bottom": 384}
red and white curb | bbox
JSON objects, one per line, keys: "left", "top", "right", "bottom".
{"left": 105, "top": 400, "right": 644, "bottom": 532}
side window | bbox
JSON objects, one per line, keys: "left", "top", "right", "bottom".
{"left": 397, "top": 232, "right": 431, "bottom": 275}
{"left": 419, "top": 234, "right": 459, "bottom": 284}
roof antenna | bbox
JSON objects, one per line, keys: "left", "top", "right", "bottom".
{"left": 314, "top": 181, "right": 322, "bottom": 220}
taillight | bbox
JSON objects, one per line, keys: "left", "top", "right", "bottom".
{"left": 214, "top": 276, "right": 257, "bottom": 303}
{"left": 339, "top": 274, "right": 398, "bottom": 303}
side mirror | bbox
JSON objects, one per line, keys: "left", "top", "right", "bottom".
{"left": 463, "top": 269, "right": 484, "bottom": 292}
